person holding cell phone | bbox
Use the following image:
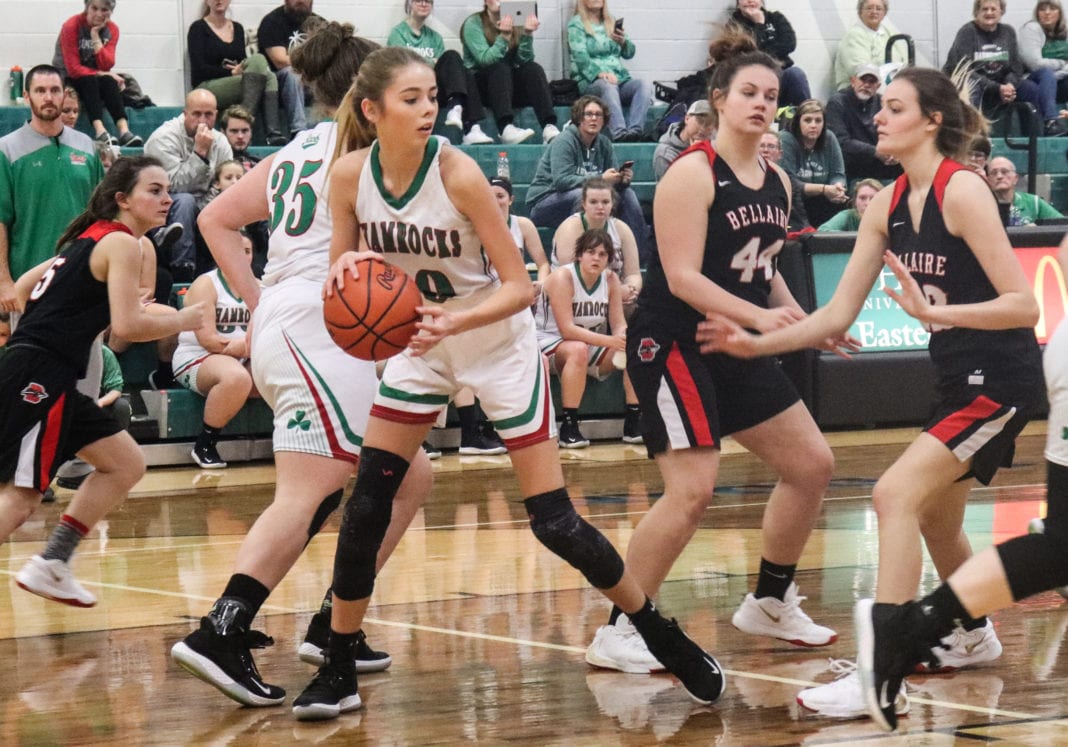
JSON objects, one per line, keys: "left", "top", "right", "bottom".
{"left": 567, "top": 0, "right": 653, "bottom": 141}
{"left": 460, "top": 0, "right": 560, "bottom": 144}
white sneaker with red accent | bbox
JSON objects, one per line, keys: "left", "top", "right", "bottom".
{"left": 731, "top": 583, "right": 837, "bottom": 647}
{"left": 15, "top": 555, "right": 97, "bottom": 607}
{"left": 917, "top": 619, "right": 1002, "bottom": 673}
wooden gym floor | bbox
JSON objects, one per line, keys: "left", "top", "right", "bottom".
{"left": 3, "top": 425, "right": 1068, "bottom": 745}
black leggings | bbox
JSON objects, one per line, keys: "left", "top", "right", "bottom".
{"left": 474, "top": 60, "right": 556, "bottom": 129}
{"left": 435, "top": 50, "right": 486, "bottom": 126}
{"left": 69, "top": 74, "right": 125, "bottom": 125}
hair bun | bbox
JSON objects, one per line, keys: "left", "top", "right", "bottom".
{"left": 709, "top": 25, "right": 758, "bottom": 64}
{"left": 291, "top": 21, "right": 355, "bottom": 80}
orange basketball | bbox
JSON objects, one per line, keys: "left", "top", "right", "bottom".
{"left": 323, "top": 259, "right": 423, "bottom": 361}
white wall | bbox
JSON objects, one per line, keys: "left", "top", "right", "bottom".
{"left": 0, "top": 1, "right": 1042, "bottom": 108}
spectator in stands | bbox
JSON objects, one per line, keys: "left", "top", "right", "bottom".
{"left": 53, "top": 0, "right": 142, "bottom": 147}
{"left": 779, "top": 99, "right": 848, "bottom": 226}
{"left": 567, "top": 0, "right": 653, "bottom": 141}
{"left": 551, "top": 177, "right": 644, "bottom": 442}
{"left": 60, "top": 87, "right": 80, "bottom": 129}
{"left": 1019, "top": 0, "right": 1068, "bottom": 105}
{"left": 388, "top": 0, "right": 493, "bottom": 145}
{"left": 97, "top": 341, "right": 131, "bottom": 433}
{"left": 987, "top": 155, "right": 1066, "bottom": 224}
{"left": 944, "top": 0, "right": 1066, "bottom": 136}
{"left": 834, "top": 0, "right": 908, "bottom": 91}
{"left": 826, "top": 63, "right": 903, "bottom": 182}
{"left": 0, "top": 64, "right": 104, "bottom": 312}
{"left": 817, "top": 178, "right": 883, "bottom": 231}
{"left": 526, "top": 95, "right": 648, "bottom": 257}
{"left": 968, "top": 134, "right": 993, "bottom": 173}
{"left": 220, "top": 105, "right": 260, "bottom": 171}
{"left": 759, "top": 130, "right": 812, "bottom": 234}
{"left": 174, "top": 231, "right": 255, "bottom": 469}
{"left": 490, "top": 176, "right": 549, "bottom": 286}
{"left": 257, "top": 0, "right": 323, "bottom": 139}
{"left": 201, "top": 159, "right": 245, "bottom": 210}
{"left": 144, "top": 89, "right": 233, "bottom": 282}
{"left": 653, "top": 99, "right": 714, "bottom": 180}
{"left": 729, "top": 0, "right": 811, "bottom": 107}
{"left": 462, "top": 1, "right": 558, "bottom": 144}
{"left": 95, "top": 140, "right": 117, "bottom": 170}
{"left": 188, "top": 0, "right": 287, "bottom": 147}
{"left": 536, "top": 227, "right": 626, "bottom": 448}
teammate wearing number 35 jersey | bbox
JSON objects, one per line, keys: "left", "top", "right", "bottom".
{"left": 582, "top": 30, "right": 840, "bottom": 680}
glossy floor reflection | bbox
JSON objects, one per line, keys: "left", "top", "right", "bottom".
{"left": 2, "top": 426, "right": 1068, "bottom": 744}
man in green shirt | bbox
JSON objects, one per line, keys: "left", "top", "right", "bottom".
{"left": 987, "top": 156, "right": 1065, "bottom": 227}
{"left": 0, "top": 64, "right": 103, "bottom": 311}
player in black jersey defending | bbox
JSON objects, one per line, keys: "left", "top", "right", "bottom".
{"left": 585, "top": 27, "right": 847, "bottom": 681}
{"left": 0, "top": 156, "right": 204, "bottom": 607}
{"left": 702, "top": 66, "right": 1044, "bottom": 729}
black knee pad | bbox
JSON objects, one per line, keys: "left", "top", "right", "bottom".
{"left": 524, "top": 488, "right": 624, "bottom": 589}
{"left": 1044, "top": 461, "right": 1068, "bottom": 540}
{"left": 997, "top": 531, "right": 1068, "bottom": 601}
{"left": 332, "top": 447, "right": 409, "bottom": 601}
{"left": 307, "top": 489, "right": 343, "bottom": 541}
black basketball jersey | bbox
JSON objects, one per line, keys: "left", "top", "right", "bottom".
{"left": 9, "top": 220, "right": 123, "bottom": 377}
{"left": 887, "top": 158, "right": 1040, "bottom": 376}
{"left": 639, "top": 141, "right": 789, "bottom": 337}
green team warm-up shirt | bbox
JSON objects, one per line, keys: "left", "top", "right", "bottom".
{"left": 0, "top": 122, "right": 103, "bottom": 280}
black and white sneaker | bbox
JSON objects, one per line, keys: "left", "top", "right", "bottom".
{"left": 630, "top": 608, "right": 725, "bottom": 705}
{"left": 298, "top": 612, "right": 392, "bottom": 673}
{"left": 147, "top": 370, "right": 176, "bottom": 390}
{"left": 192, "top": 442, "right": 227, "bottom": 469}
{"left": 171, "top": 618, "right": 285, "bottom": 706}
{"left": 855, "top": 598, "right": 932, "bottom": 732}
{"left": 558, "top": 419, "right": 590, "bottom": 449}
{"left": 459, "top": 423, "right": 507, "bottom": 455}
{"left": 622, "top": 409, "right": 644, "bottom": 444}
{"left": 292, "top": 656, "right": 361, "bottom": 721}
{"left": 421, "top": 440, "right": 442, "bottom": 460}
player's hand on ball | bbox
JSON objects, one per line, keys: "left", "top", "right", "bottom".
{"left": 408, "top": 305, "right": 457, "bottom": 356}
{"left": 177, "top": 301, "right": 207, "bottom": 331}
{"left": 696, "top": 313, "right": 760, "bottom": 357}
{"left": 324, "top": 251, "right": 382, "bottom": 298}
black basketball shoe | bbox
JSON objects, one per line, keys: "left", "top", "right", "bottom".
{"left": 630, "top": 606, "right": 726, "bottom": 704}
{"left": 171, "top": 601, "right": 285, "bottom": 707}
{"left": 292, "top": 655, "right": 361, "bottom": 721}
{"left": 298, "top": 611, "right": 392, "bottom": 673}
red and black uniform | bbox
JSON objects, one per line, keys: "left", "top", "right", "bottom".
{"left": 628, "top": 142, "right": 800, "bottom": 456}
{"left": 888, "top": 158, "right": 1043, "bottom": 484}
{"left": 0, "top": 220, "right": 127, "bottom": 491}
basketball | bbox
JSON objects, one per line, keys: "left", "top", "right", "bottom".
{"left": 323, "top": 258, "right": 423, "bottom": 361}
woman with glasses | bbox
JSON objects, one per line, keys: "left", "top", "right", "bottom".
{"left": 1019, "top": 0, "right": 1068, "bottom": 105}
{"left": 834, "top": 0, "right": 908, "bottom": 91}
{"left": 779, "top": 99, "right": 848, "bottom": 226}
{"left": 525, "top": 95, "right": 648, "bottom": 258}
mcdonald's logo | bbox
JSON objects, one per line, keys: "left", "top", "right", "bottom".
{"left": 1033, "top": 253, "right": 1068, "bottom": 343}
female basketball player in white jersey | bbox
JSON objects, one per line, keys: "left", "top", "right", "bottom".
{"left": 535, "top": 227, "right": 626, "bottom": 448}
{"left": 290, "top": 45, "right": 724, "bottom": 722}
{"left": 171, "top": 24, "right": 433, "bottom": 709}
{"left": 701, "top": 66, "right": 1044, "bottom": 728}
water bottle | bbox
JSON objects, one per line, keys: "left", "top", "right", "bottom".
{"left": 496, "top": 151, "right": 510, "bottom": 179}
{"left": 9, "top": 66, "right": 23, "bottom": 104}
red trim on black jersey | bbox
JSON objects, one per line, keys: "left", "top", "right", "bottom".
{"left": 676, "top": 139, "right": 717, "bottom": 171}
{"left": 38, "top": 391, "right": 67, "bottom": 489}
{"left": 928, "top": 394, "right": 1002, "bottom": 444}
{"left": 888, "top": 158, "right": 969, "bottom": 218}
{"left": 79, "top": 220, "right": 133, "bottom": 243}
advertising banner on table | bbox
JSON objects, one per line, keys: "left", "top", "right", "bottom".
{"left": 808, "top": 231, "right": 1067, "bottom": 353}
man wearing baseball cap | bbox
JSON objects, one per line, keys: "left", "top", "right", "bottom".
{"left": 825, "top": 62, "right": 902, "bottom": 182}
{"left": 652, "top": 99, "right": 715, "bottom": 180}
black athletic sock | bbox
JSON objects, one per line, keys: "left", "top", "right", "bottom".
{"left": 219, "top": 573, "right": 271, "bottom": 619}
{"left": 608, "top": 605, "right": 623, "bottom": 625}
{"left": 962, "top": 615, "right": 988, "bottom": 632}
{"left": 327, "top": 630, "right": 361, "bottom": 666}
{"left": 562, "top": 407, "right": 579, "bottom": 423}
{"left": 156, "top": 359, "right": 174, "bottom": 382}
{"left": 625, "top": 597, "right": 657, "bottom": 627}
{"left": 921, "top": 584, "right": 974, "bottom": 640}
{"left": 457, "top": 404, "right": 479, "bottom": 436}
{"left": 754, "top": 558, "right": 796, "bottom": 600}
{"left": 196, "top": 423, "right": 223, "bottom": 449}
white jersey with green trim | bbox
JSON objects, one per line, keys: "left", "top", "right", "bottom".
{"left": 535, "top": 263, "right": 610, "bottom": 339}
{"left": 261, "top": 121, "right": 337, "bottom": 287}
{"left": 356, "top": 136, "right": 497, "bottom": 303}
{"left": 177, "top": 269, "right": 250, "bottom": 349}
